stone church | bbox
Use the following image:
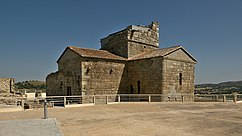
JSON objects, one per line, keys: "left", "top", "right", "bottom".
{"left": 46, "top": 22, "right": 197, "bottom": 100}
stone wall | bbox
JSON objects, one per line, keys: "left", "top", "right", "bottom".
{"left": 100, "top": 22, "right": 159, "bottom": 58}
{"left": 47, "top": 49, "right": 81, "bottom": 96}
{"left": 100, "top": 30, "right": 129, "bottom": 58}
{"left": 0, "top": 78, "right": 15, "bottom": 95}
{"left": 128, "top": 41, "right": 158, "bottom": 58}
{"left": 46, "top": 48, "right": 128, "bottom": 98}
{"left": 127, "top": 22, "right": 159, "bottom": 47}
{"left": 127, "top": 58, "right": 163, "bottom": 94}
{"left": 46, "top": 72, "right": 60, "bottom": 96}
{"left": 161, "top": 50, "right": 195, "bottom": 101}
{"left": 127, "top": 22, "right": 159, "bottom": 58}
{"left": 81, "top": 58, "right": 127, "bottom": 96}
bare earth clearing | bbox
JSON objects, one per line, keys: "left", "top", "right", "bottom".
{"left": 1, "top": 102, "right": 242, "bottom": 136}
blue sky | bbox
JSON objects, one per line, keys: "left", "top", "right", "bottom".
{"left": 0, "top": 0, "right": 242, "bottom": 84}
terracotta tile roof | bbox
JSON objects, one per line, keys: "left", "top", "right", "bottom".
{"left": 68, "top": 46, "right": 126, "bottom": 61}
{"left": 58, "top": 45, "right": 196, "bottom": 62}
{"left": 128, "top": 45, "right": 196, "bottom": 62}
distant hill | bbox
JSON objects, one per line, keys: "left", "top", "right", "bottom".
{"left": 195, "top": 81, "right": 242, "bottom": 94}
{"left": 15, "top": 80, "right": 242, "bottom": 94}
{"left": 15, "top": 80, "right": 46, "bottom": 90}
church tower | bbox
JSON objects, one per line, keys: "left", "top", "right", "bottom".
{"left": 100, "top": 21, "right": 159, "bottom": 58}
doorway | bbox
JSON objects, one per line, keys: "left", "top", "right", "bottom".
{"left": 67, "top": 86, "right": 72, "bottom": 96}
{"left": 137, "top": 80, "right": 141, "bottom": 94}
{"left": 130, "top": 85, "right": 134, "bottom": 94}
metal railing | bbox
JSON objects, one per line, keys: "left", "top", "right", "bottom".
{"left": 1, "top": 94, "right": 242, "bottom": 109}
{"left": 194, "top": 94, "right": 237, "bottom": 102}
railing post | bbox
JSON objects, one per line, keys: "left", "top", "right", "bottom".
{"left": 43, "top": 100, "right": 48, "bottom": 119}
{"left": 106, "top": 96, "right": 109, "bottom": 104}
{"left": 37, "top": 98, "right": 40, "bottom": 109}
{"left": 63, "top": 97, "right": 66, "bottom": 107}
{"left": 21, "top": 99, "right": 24, "bottom": 110}
{"left": 148, "top": 95, "right": 151, "bottom": 103}
{"left": 93, "top": 96, "right": 95, "bottom": 104}
{"left": 118, "top": 95, "right": 120, "bottom": 103}
{"left": 216, "top": 95, "right": 218, "bottom": 102}
{"left": 15, "top": 98, "right": 17, "bottom": 106}
{"left": 223, "top": 95, "right": 226, "bottom": 102}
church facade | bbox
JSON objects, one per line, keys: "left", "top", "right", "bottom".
{"left": 46, "top": 22, "right": 197, "bottom": 101}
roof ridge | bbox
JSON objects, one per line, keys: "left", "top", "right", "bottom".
{"left": 68, "top": 46, "right": 118, "bottom": 55}
{"left": 128, "top": 45, "right": 182, "bottom": 60}
{"left": 128, "top": 49, "right": 159, "bottom": 60}
{"left": 159, "top": 45, "right": 182, "bottom": 50}
{"left": 67, "top": 45, "right": 126, "bottom": 61}
{"left": 68, "top": 46, "right": 102, "bottom": 51}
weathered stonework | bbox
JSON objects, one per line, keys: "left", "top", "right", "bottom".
{"left": 101, "top": 22, "right": 159, "bottom": 58}
{"left": 46, "top": 22, "right": 197, "bottom": 102}
{"left": 0, "top": 78, "right": 15, "bottom": 95}
{"left": 127, "top": 57, "right": 163, "bottom": 94}
{"left": 81, "top": 59, "right": 126, "bottom": 95}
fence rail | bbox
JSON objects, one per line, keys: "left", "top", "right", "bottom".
{"left": 0, "top": 94, "right": 242, "bottom": 109}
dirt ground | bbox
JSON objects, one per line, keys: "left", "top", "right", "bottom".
{"left": 1, "top": 102, "right": 242, "bottom": 136}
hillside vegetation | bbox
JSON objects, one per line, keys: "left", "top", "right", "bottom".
{"left": 15, "top": 80, "right": 242, "bottom": 94}
{"left": 15, "top": 80, "right": 46, "bottom": 90}
{"left": 195, "top": 81, "right": 242, "bottom": 94}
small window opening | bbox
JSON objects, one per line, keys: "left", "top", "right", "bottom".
{"left": 60, "top": 81, "right": 63, "bottom": 89}
{"left": 110, "top": 69, "right": 113, "bottom": 74}
{"left": 77, "top": 80, "right": 80, "bottom": 85}
{"left": 85, "top": 68, "right": 90, "bottom": 75}
{"left": 77, "top": 76, "right": 80, "bottom": 85}
{"left": 179, "top": 73, "right": 182, "bottom": 85}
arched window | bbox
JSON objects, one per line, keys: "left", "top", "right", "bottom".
{"left": 60, "top": 80, "right": 63, "bottom": 89}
